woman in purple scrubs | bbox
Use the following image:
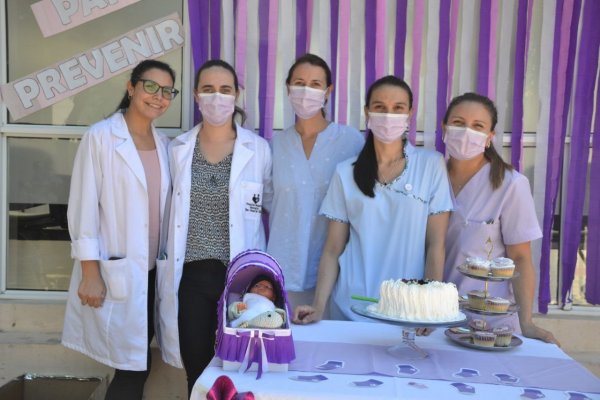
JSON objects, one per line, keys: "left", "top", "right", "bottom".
{"left": 442, "top": 93, "right": 559, "bottom": 345}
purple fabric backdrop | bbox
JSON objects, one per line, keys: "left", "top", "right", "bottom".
{"left": 539, "top": 0, "right": 581, "bottom": 312}
{"left": 209, "top": 0, "right": 221, "bottom": 59}
{"left": 364, "top": 1, "right": 376, "bottom": 92}
{"left": 476, "top": 0, "right": 491, "bottom": 96}
{"left": 435, "top": 0, "right": 451, "bottom": 153}
{"left": 296, "top": 0, "right": 308, "bottom": 58}
{"left": 188, "top": 0, "right": 210, "bottom": 125}
{"left": 561, "top": 0, "right": 600, "bottom": 305}
{"left": 394, "top": 0, "right": 407, "bottom": 79}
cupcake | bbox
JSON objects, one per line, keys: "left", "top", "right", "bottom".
{"left": 493, "top": 326, "right": 514, "bottom": 347}
{"left": 472, "top": 331, "right": 497, "bottom": 347}
{"left": 484, "top": 296, "right": 510, "bottom": 313}
{"left": 491, "top": 257, "right": 515, "bottom": 278}
{"left": 465, "top": 256, "right": 491, "bottom": 277}
{"left": 468, "top": 318, "right": 489, "bottom": 332}
{"left": 467, "top": 290, "right": 487, "bottom": 310}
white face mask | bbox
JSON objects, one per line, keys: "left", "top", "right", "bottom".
{"left": 197, "top": 92, "right": 236, "bottom": 126}
{"left": 288, "top": 85, "right": 327, "bottom": 119}
{"left": 367, "top": 113, "right": 409, "bottom": 144}
{"left": 443, "top": 126, "right": 489, "bottom": 160}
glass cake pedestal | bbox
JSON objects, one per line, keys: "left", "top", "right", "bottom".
{"left": 351, "top": 303, "right": 467, "bottom": 359}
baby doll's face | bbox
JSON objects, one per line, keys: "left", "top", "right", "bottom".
{"left": 249, "top": 280, "right": 275, "bottom": 302}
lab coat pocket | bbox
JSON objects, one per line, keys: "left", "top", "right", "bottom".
{"left": 99, "top": 258, "right": 129, "bottom": 302}
{"left": 242, "top": 181, "right": 264, "bottom": 221}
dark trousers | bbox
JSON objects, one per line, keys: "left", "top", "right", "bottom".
{"left": 104, "top": 268, "right": 156, "bottom": 400}
{"left": 178, "top": 259, "right": 227, "bottom": 397}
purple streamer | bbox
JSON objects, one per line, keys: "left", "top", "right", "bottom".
{"left": 435, "top": 0, "right": 451, "bottom": 153}
{"left": 587, "top": 69, "right": 600, "bottom": 304}
{"left": 477, "top": 0, "right": 492, "bottom": 96}
{"left": 364, "top": 2, "right": 376, "bottom": 91}
{"left": 210, "top": 0, "right": 221, "bottom": 59}
{"left": 188, "top": 0, "right": 210, "bottom": 125}
{"left": 330, "top": 0, "right": 339, "bottom": 120}
{"left": 296, "top": 0, "right": 308, "bottom": 58}
{"left": 561, "top": 0, "right": 600, "bottom": 305}
{"left": 394, "top": 0, "right": 407, "bottom": 79}
{"left": 511, "top": 0, "right": 529, "bottom": 171}
{"left": 258, "top": 0, "right": 269, "bottom": 138}
{"left": 539, "top": 0, "right": 581, "bottom": 313}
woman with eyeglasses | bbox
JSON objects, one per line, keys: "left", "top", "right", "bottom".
{"left": 267, "top": 54, "right": 364, "bottom": 311}
{"left": 62, "top": 59, "right": 178, "bottom": 399}
{"left": 156, "top": 59, "right": 272, "bottom": 397}
{"left": 293, "top": 75, "right": 452, "bottom": 326}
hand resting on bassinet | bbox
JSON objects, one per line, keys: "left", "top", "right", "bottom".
{"left": 227, "top": 292, "right": 287, "bottom": 329}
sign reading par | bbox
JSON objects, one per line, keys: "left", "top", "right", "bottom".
{"left": 31, "top": 0, "right": 141, "bottom": 37}
{"left": 0, "top": 13, "right": 184, "bottom": 121}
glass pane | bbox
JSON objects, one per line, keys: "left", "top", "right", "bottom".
{"left": 6, "top": 0, "right": 183, "bottom": 127}
{"left": 7, "top": 137, "right": 79, "bottom": 291}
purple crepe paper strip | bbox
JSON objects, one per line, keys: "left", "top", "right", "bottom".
{"left": 235, "top": 0, "right": 247, "bottom": 88}
{"left": 435, "top": 0, "right": 451, "bottom": 153}
{"left": 539, "top": 0, "right": 579, "bottom": 313}
{"left": 296, "top": 0, "right": 307, "bottom": 58}
{"left": 210, "top": 0, "right": 221, "bottom": 59}
{"left": 487, "top": 0, "right": 499, "bottom": 101}
{"left": 257, "top": 0, "right": 278, "bottom": 140}
{"left": 477, "top": 0, "right": 492, "bottom": 96}
{"left": 408, "top": 0, "right": 424, "bottom": 145}
{"left": 394, "top": 0, "right": 407, "bottom": 79}
{"left": 330, "top": 0, "right": 339, "bottom": 121}
{"left": 188, "top": 0, "right": 210, "bottom": 125}
{"left": 337, "top": 0, "right": 350, "bottom": 124}
{"left": 447, "top": 0, "right": 459, "bottom": 104}
{"left": 511, "top": 0, "right": 530, "bottom": 171}
{"left": 375, "top": 0, "right": 386, "bottom": 79}
{"left": 364, "top": 0, "right": 376, "bottom": 91}
{"left": 586, "top": 48, "right": 600, "bottom": 304}
{"left": 561, "top": 0, "right": 600, "bottom": 305}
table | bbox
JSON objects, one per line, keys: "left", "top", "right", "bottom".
{"left": 192, "top": 320, "right": 600, "bottom": 399}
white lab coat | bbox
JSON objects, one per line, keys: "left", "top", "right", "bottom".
{"left": 156, "top": 123, "right": 272, "bottom": 368}
{"left": 62, "top": 112, "right": 171, "bottom": 371}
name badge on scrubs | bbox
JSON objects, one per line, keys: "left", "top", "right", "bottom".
{"left": 243, "top": 181, "right": 263, "bottom": 219}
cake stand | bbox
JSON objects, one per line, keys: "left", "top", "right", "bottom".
{"left": 351, "top": 303, "right": 467, "bottom": 359}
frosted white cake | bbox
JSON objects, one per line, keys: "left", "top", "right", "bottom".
{"left": 367, "top": 279, "right": 461, "bottom": 322}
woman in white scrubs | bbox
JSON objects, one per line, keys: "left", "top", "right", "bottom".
{"left": 156, "top": 59, "right": 272, "bottom": 396}
{"left": 268, "top": 54, "right": 364, "bottom": 309}
{"left": 442, "top": 92, "right": 559, "bottom": 345}
{"left": 63, "top": 60, "right": 177, "bottom": 399}
{"left": 293, "top": 75, "right": 452, "bottom": 324}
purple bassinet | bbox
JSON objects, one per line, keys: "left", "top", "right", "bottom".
{"left": 215, "top": 250, "right": 295, "bottom": 378}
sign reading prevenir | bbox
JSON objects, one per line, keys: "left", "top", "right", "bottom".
{"left": 31, "top": 0, "right": 141, "bottom": 38}
{"left": 0, "top": 13, "right": 184, "bottom": 121}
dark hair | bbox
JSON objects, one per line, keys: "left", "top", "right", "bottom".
{"left": 286, "top": 53, "right": 332, "bottom": 118}
{"left": 443, "top": 92, "right": 512, "bottom": 189}
{"left": 195, "top": 59, "right": 246, "bottom": 126}
{"left": 116, "top": 59, "right": 176, "bottom": 111}
{"left": 353, "top": 75, "right": 413, "bottom": 197}
{"left": 246, "top": 274, "right": 278, "bottom": 303}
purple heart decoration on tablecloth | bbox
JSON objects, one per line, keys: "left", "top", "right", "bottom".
{"left": 397, "top": 364, "right": 419, "bottom": 375}
{"left": 352, "top": 379, "right": 384, "bottom": 387}
{"left": 289, "top": 374, "right": 328, "bottom": 382}
{"left": 451, "top": 382, "right": 476, "bottom": 394}
{"left": 494, "top": 373, "right": 520, "bottom": 384}
{"left": 521, "top": 388, "right": 545, "bottom": 399}
{"left": 454, "top": 368, "right": 480, "bottom": 378}
{"left": 408, "top": 381, "right": 428, "bottom": 389}
{"left": 566, "top": 392, "right": 592, "bottom": 400}
{"left": 315, "top": 360, "right": 344, "bottom": 370}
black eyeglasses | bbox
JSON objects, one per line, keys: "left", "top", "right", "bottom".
{"left": 138, "top": 79, "right": 179, "bottom": 100}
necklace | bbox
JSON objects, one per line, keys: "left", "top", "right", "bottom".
{"left": 378, "top": 156, "right": 405, "bottom": 185}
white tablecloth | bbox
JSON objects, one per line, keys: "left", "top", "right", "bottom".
{"left": 192, "top": 320, "right": 600, "bottom": 399}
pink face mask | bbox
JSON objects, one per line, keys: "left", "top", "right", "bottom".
{"left": 197, "top": 92, "right": 236, "bottom": 126}
{"left": 288, "top": 85, "right": 326, "bottom": 119}
{"left": 443, "top": 126, "right": 489, "bottom": 160}
{"left": 367, "top": 113, "right": 409, "bottom": 143}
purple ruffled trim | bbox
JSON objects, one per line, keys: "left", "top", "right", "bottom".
{"left": 216, "top": 330, "right": 296, "bottom": 364}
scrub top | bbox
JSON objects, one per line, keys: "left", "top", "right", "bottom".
{"left": 321, "top": 142, "right": 453, "bottom": 320}
{"left": 268, "top": 123, "right": 364, "bottom": 291}
{"left": 443, "top": 163, "right": 542, "bottom": 331}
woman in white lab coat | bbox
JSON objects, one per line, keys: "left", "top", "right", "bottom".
{"left": 62, "top": 60, "right": 177, "bottom": 399}
{"left": 156, "top": 59, "right": 272, "bottom": 396}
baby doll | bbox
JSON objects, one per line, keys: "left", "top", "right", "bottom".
{"left": 228, "top": 274, "right": 286, "bottom": 329}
